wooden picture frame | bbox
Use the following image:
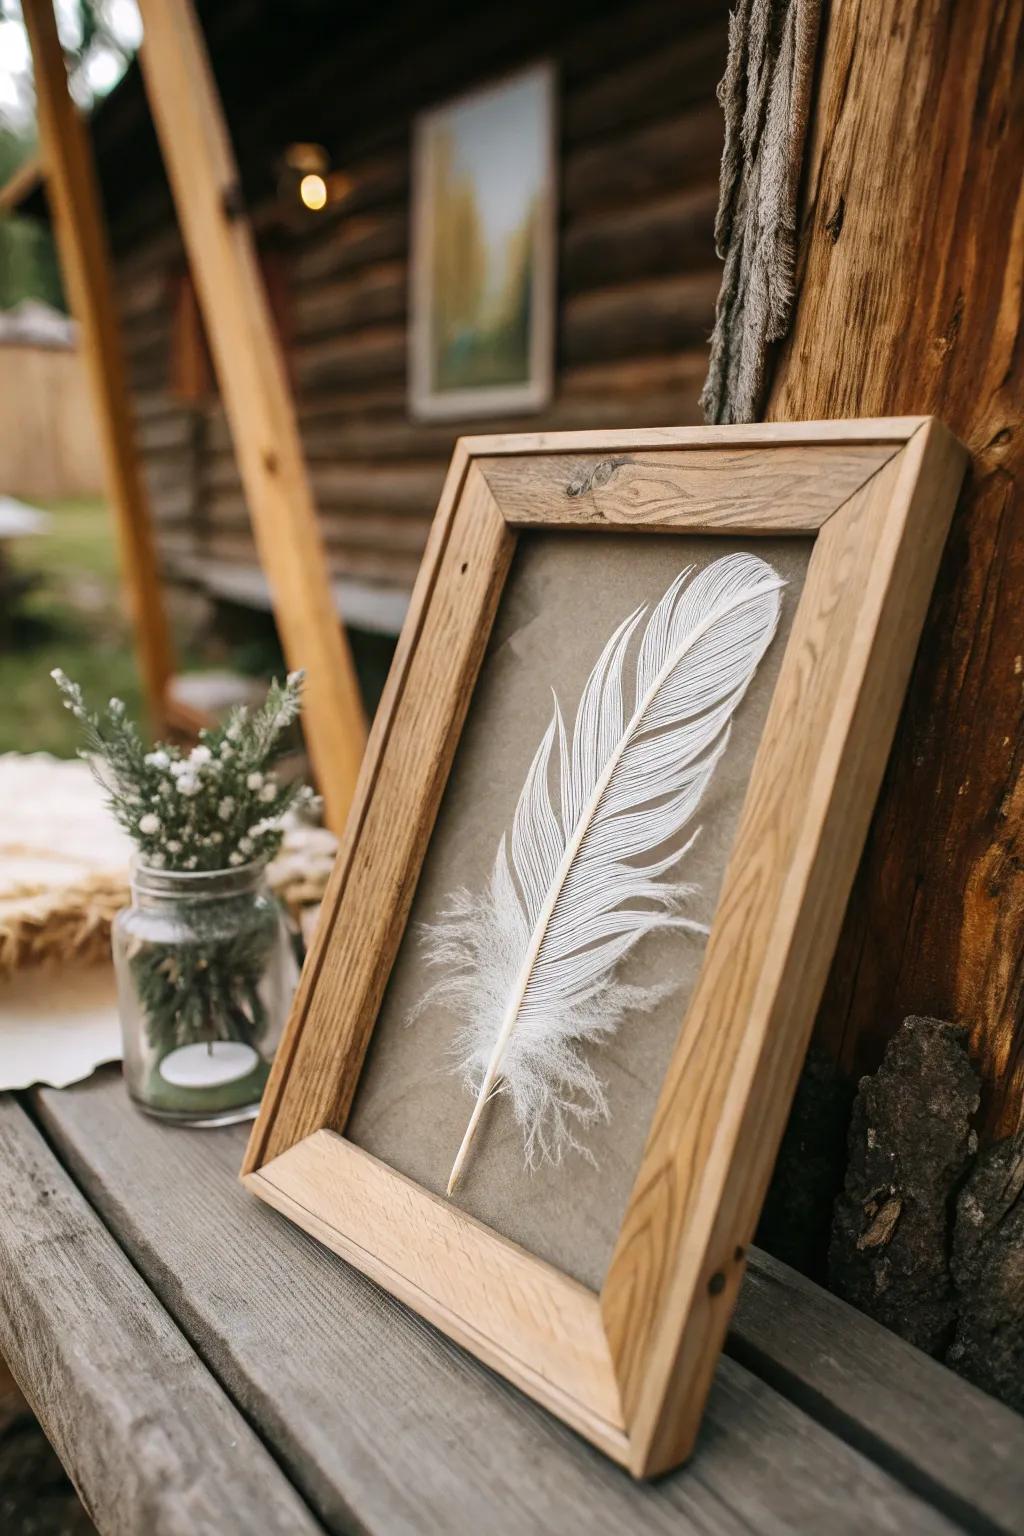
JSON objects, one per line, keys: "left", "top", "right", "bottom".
{"left": 408, "top": 61, "right": 557, "bottom": 421}
{"left": 244, "top": 419, "right": 967, "bottom": 1476}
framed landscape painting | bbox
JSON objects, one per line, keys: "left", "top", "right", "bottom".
{"left": 409, "top": 63, "right": 557, "bottom": 420}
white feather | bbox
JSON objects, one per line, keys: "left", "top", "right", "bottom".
{"left": 416, "top": 553, "right": 784, "bottom": 1191}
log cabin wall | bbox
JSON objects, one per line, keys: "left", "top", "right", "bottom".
{"left": 103, "top": 0, "right": 727, "bottom": 623}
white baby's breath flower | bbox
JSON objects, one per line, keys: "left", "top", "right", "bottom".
{"left": 185, "top": 856, "right": 197, "bottom": 870}
{"left": 218, "top": 796, "right": 235, "bottom": 820}
{"left": 228, "top": 851, "right": 244, "bottom": 866}
{"left": 246, "top": 771, "right": 263, "bottom": 790}
{"left": 147, "top": 851, "right": 166, "bottom": 868}
{"left": 219, "top": 744, "right": 234, "bottom": 760}
{"left": 189, "top": 744, "right": 212, "bottom": 766}
{"left": 259, "top": 781, "right": 277, "bottom": 803}
{"left": 239, "top": 836, "right": 254, "bottom": 855}
{"left": 170, "top": 760, "right": 189, "bottom": 778}
{"left": 177, "top": 774, "right": 200, "bottom": 797}
{"left": 166, "top": 839, "right": 181, "bottom": 853}
{"left": 145, "top": 750, "right": 170, "bottom": 769}
{"left": 138, "top": 813, "right": 161, "bottom": 835}
{"left": 210, "top": 831, "right": 223, "bottom": 844}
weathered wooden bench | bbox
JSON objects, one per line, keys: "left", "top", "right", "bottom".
{"left": 2, "top": 1067, "right": 1022, "bottom": 1536}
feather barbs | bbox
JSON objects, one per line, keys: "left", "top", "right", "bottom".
{"left": 416, "top": 554, "right": 785, "bottom": 1194}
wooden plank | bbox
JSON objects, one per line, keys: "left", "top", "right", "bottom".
{"left": 22, "top": 0, "right": 174, "bottom": 731}
{"left": 134, "top": 0, "right": 367, "bottom": 833}
{"left": 766, "top": 0, "right": 1024, "bottom": 1145}
{"left": 0, "top": 1095, "right": 323, "bottom": 1536}
{"left": 731, "top": 1249, "right": 1024, "bottom": 1536}
{"left": 33, "top": 1072, "right": 968, "bottom": 1536}
{"left": 477, "top": 442, "right": 901, "bottom": 534}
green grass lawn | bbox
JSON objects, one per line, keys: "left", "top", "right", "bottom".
{"left": 0, "top": 498, "right": 153, "bottom": 757}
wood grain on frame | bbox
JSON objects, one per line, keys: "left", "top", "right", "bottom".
{"left": 245, "top": 419, "right": 968, "bottom": 1476}
{"left": 603, "top": 420, "right": 967, "bottom": 1472}
{"left": 247, "top": 462, "right": 513, "bottom": 1169}
{"left": 476, "top": 443, "right": 898, "bottom": 533}
{"left": 246, "top": 1131, "right": 626, "bottom": 1455}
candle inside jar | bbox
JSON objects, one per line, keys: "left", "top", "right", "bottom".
{"left": 158, "top": 1041, "right": 260, "bottom": 1088}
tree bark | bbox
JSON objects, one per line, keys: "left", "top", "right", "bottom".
{"left": 830, "top": 1017, "right": 979, "bottom": 1355}
{"left": 948, "top": 1129, "right": 1024, "bottom": 1408}
{"left": 766, "top": 0, "right": 1024, "bottom": 1139}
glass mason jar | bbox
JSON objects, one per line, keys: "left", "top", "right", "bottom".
{"left": 112, "top": 859, "right": 299, "bottom": 1126}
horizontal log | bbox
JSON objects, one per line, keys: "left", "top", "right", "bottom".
{"left": 313, "top": 461, "right": 446, "bottom": 513}
{"left": 203, "top": 457, "right": 446, "bottom": 516}
{"left": 559, "top": 351, "right": 711, "bottom": 398}
{"left": 291, "top": 210, "right": 407, "bottom": 287}
{"left": 562, "top": 272, "right": 720, "bottom": 364}
{"left": 147, "top": 484, "right": 196, "bottom": 525}
{"left": 293, "top": 260, "right": 406, "bottom": 340}
{"left": 292, "top": 323, "right": 406, "bottom": 388}
{"left": 117, "top": 265, "right": 170, "bottom": 324}
{"left": 202, "top": 488, "right": 433, "bottom": 554}
{"left": 122, "top": 318, "right": 170, "bottom": 367}
{"left": 144, "top": 456, "right": 193, "bottom": 496}
{"left": 132, "top": 388, "right": 188, "bottom": 422}
{"left": 565, "top": 28, "right": 727, "bottom": 144}
{"left": 562, "top": 0, "right": 726, "bottom": 85}
{"left": 128, "top": 357, "right": 174, "bottom": 394}
{"left": 156, "top": 530, "right": 203, "bottom": 563}
{"left": 291, "top": 195, "right": 717, "bottom": 347}
{"left": 112, "top": 224, "right": 184, "bottom": 288}
{"left": 564, "top": 105, "right": 724, "bottom": 216}
{"left": 290, "top": 275, "right": 717, "bottom": 390}
{"left": 136, "top": 411, "right": 199, "bottom": 455}
{"left": 201, "top": 527, "right": 423, "bottom": 588}
{"left": 563, "top": 187, "right": 718, "bottom": 290}
{"left": 293, "top": 385, "right": 704, "bottom": 461}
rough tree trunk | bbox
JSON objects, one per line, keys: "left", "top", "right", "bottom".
{"left": 766, "top": 1, "right": 1024, "bottom": 1142}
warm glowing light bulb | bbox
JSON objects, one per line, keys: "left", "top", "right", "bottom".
{"left": 299, "top": 173, "right": 327, "bottom": 210}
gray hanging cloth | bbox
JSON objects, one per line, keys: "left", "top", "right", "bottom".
{"left": 700, "top": 0, "right": 822, "bottom": 425}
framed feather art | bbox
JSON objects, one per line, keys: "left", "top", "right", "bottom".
{"left": 244, "top": 419, "right": 966, "bottom": 1477}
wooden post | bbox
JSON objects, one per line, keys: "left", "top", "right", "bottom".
{"left": 766, "top": 0, "right": 1024, "bottom": 1139}
{"left": 22, "top": 0, "right": 174, "bottom": 730}
{"left": 134, "top": 0, "right": 367, "bottom": 832}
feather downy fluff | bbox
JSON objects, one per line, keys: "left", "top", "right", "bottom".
{"left": 416, "top": 553, "right": 784, "bottom": 1193}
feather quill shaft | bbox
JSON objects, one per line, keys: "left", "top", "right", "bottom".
{"left": 445, "top": 561, "right": 783, "bottom": 1193}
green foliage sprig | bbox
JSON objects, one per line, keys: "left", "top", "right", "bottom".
{"left": 51, "top": 668, "right": 317, "bottom": 872}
